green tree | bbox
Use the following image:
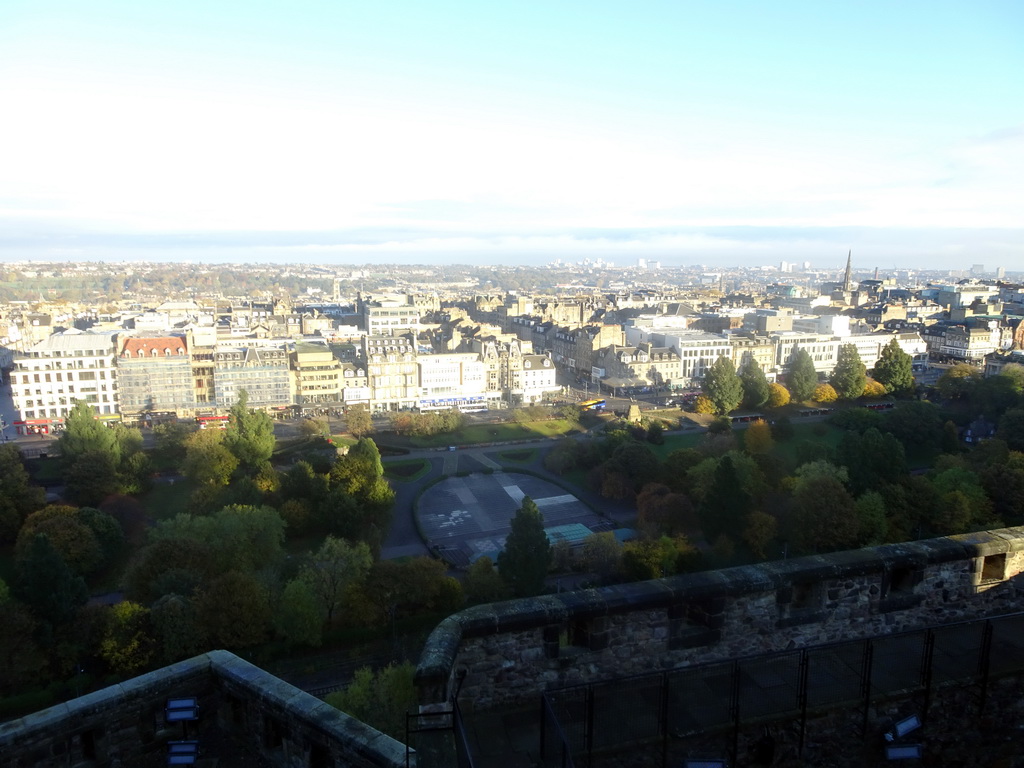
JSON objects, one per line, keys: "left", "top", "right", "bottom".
{"left": 699, "top": 455, "right": 752, "bottom": 545}
{"left": 855, "top": 491, "right": 888, "bottom": 546}
{"left": 786, "top": 349, "right": 818, "bottom": 402}
{"left": 16, "top": 505, "right": 103, "bottom": 575}
{"left": 742, "top": 510, "right": 778, "bottom": 560}
{"left": 702, "top": 355, "right": 744, "bottom": 415}
{"left": 326, "top": 662, "right": 417, "bottom": 741}
{"left": 58, "top": 400, "right": 119, "bottom": 468}
{"left": 941, "top": 420, "right": 960, "bottom": 454}
{"left": 998, "top": 408, "right": 1024, "bottom": 452}
{"left": 0, "top": 599, "right": 46, "bottom": 695}
{"left": 194, "top": 570, "right": 271, "bottom": 649}
{"left": 497, "top": 497, "right": 552, "bottom": 597}
{"left": 463, "top": 556, "right": 508, "bottom": 604}
{"left": 298, "top": 418, "right": 331, "bottom": 439}
{"left": 14, "top": 533, "right": 88, "bottom": 629}
{"left": 223, "top": 389, "right": 276, "bottom": 472}
{"left": 299, "top": 536, "right": 373, "bottom": 624}
{"left": 65, "top": 449, "right": 122, "bottom": 506}
{"left": 788, "top": 476, "right": 859, "bottom": 553}
{"left": 346, "top": 405, "right": 373, "bottom": 438}
{"left": 150, "top": 594, "right": 206, "bottom": 664}
{"left": 873, "top": 339, "right": 915, "bottom": 395}
{"left": 348, "top": 437, "right": 384, "bottom": 477}
{"left": 836, "top": 427, "right": 907, "bottom": 495}
{"left": 636, "top": 483, "right": 697, "bottom": 537}
{"left": 740, "top": 359, "right": 771, "bottom": 410}
{"left": 0, "top": 444, "right": 45, "bottom": 543}
{"left": 100, "top": 601, "right": 155, "bottom": 675}
{"left": 830, "top": 344, "right": 868, "bottom": 400}
{"left": 183, "top": 429, "right": 238, "bottom": 485}
{"left": 937, "top": 364, "right": 982, "bottom": 400}
{"left": 275, "top": 579, "right": 323, "bottom": 647}
{"left": 581, "top": 531, "right": 622, "bottom": 584}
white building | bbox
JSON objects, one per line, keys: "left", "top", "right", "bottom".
{"left": 509, "top": 353, "right": 559, "bottom": 405}
{"left": 11, "top": 330, "right": 120, "bottom": 434}
{"left": 418, "top": 353, "right": 488, "bottom": 412}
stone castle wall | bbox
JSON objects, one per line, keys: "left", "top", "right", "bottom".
{"left": 416, "top": 527, "right": 1024, "bottom": 710}
{"left": 0, "top": 651, "right": 406, "bottom": 768}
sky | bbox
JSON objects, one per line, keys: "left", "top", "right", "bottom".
{"left": 1, "top": 1, "right": 1022, "bottom": 270}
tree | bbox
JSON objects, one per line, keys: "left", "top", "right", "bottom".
{"left": 836, "top": 427, "right": 907, "bottom": 495}
{"left": 739, "top": 359, "right": 772, "bottom": 410}
{"left": 16, "top": 505, "right": 103, "bottom": 575}
{"left": 830, "top": 344, "right": 868, "bottom": 400}
{"left": 497, "top": 497, "right": 552, "bottom": 597}
{"left": 873, "top": 339, "right": 914, "bottom": 395}
{"left": 621, "top": 535, "right": 696, "bottom": 581}
{"left": 0, "top": 444, "right": 45, "bottom": 543}
{"left": 299, "top": 536, "right": 373, "bottom": 624}
{"left": 767, "top": 382, "right": 791, "bottom": 409}
{"left": 743, "top": 420, "right": 774, "bottom": 455}
{"left": 788, "top": 476, "right": 859, "bottom": 553}
{"left": 702, "top": 356, "right": 744, "bottom": 415}
{"left": 58, "top": 400, "right": 119, "bottom": 468}
{"left": 298, "top": 418, "right": 331, "bottom": 439}
{"left": 743, "top": 510, "right": 778, "bottom": 560}
{"left": 183, "top": 429, "right": 238, "bottom": 486}
{"left": 150, "top": 594, "right": 206, "bottom": 664}
{"left": 937, "top": 364, "right": 982, "bottom": 400}
{"left": 581, "top": 532, "right": 622, "bottom": 584}
{"left": 346, "top": 406, "right": 373, "bottom": 438}
{"left": 699, "top": 455, "right": 752, "bottom": 545}
{"left": 862, "top": 378, "right": 887, "bottom": 398}
{"left": 463, "top": 556, "right": 508, "bottom": 604}
{"left": 223, "top": 389, "right": 276, "bottom": 472}
{"left": 100, "top": 601, "right": 155, "bottom": 675}
{"left": 326, "top": 662, "right": 417, "bottom": 741}
{"left": 998, "top": 408, "right": 1024, "bottom": 452}
{"left": 65, "top": 449, "right": 122, "bottom": 506}
{"left": 14, "top": 534, "right": 88, "bottom": 629}
{"left": 0, "top": 599, "right": 46, "bottom": 695}
{"left": 348, "top": 437, "right": 384, "bottom": 477}
{"left": 275, "top": 579, "right": 323, "bottom": 648}
{"left": 692, "top": 394, "right": 716, "bottom": 414}
{"left": 812, "top": 383, "right": 838, "bottom": 403}
{"left": 194, "top": 570, "right": 271, "bottom": 649}
{"left": 636, "top": 483, "right": 697, "bottom": 536}
{"left": 941, "top": 420, "right": 960, "bottom": 454}
{"left": 855, "top": 491, "right": 888, "bottom": 546}
{"left": 786, "top": 349, "right": 818, "bottom": 402}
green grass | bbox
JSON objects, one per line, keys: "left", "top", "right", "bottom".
{"left": 407, "top": 419, "right": 582, "bottom": 449}
{"left": 647, "top": 431, "right": 704, "bottom": 460}
{"left": 497, "top": 448, "right": 538, "bottom": 463}
{"left": 384, "top": 459, "right": 431, "bottom": 482}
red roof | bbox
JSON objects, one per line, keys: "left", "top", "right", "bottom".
{"left": 121, "top": 336, "right": 187, "bottom": 357}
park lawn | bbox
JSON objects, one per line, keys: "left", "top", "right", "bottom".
{"left": 384, "top": 459, "right": 431, "bottom": 483}
{"left": 408, "top": 419, "right": 582, "bottom": 449}
{"left": 648, "top": 430, "right": 704, "bottom": 460}
{"left": 141, "top": 478, "right": 194, "bottom": 522}
{"left": 497, "top": 448, "right": 538, "bottom": 463}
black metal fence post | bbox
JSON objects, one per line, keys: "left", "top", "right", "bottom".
{"left": 585, "top": 685, "right": 594, "bottom": 768}
{"left": 730, "top": 659, "right": 741, "bottom": 764}
{"left": 860, "top": 639, "right": 874, "bottom": 739}
{"left": 921, "top": 629, "right": 935, "bottom": 723}
{"left": 978, "top": 620, "right": 993, "bottom": 714}
{"left": 798, "top": 650, "right": 809, "bottom": 756}
{"left": 660, "top": 671, "right": 669, "bottom": 768}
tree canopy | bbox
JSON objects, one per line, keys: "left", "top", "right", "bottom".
{"left": 702, "top": 355, "right": 744, "bottom": 415}
{"left": 497, "top": 497, "right": 552, "bottom": 597}
{"left": 830, "top": 344, "right": 867, "bottom": 400}
{"left": 223, "top": 389, "right": 276, "bottom": 472}
{"left": 873, "top": 339, "right": 914, "bottom": 395}
{"left": 786, "top": 349, "right": 818, "bottom": 402}
{"left": 740, "top": 359, "right": 771, "bottom": 410}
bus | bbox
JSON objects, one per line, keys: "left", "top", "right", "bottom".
{"left": 579, "top": 398, "right": 607, "bottom": 410}
{"left": 196, "top": 415, "right": 229, "bottom": 430}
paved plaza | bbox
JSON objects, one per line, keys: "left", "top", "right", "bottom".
{"left": 416, "top": 471, "right": 610, "bottom": 567}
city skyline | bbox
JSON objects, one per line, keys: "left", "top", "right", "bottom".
{"left": 2, "top": 1, "right": 1022, "bottom": 268}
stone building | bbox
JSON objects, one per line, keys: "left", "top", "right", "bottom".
{"left": 116, "top": 334, "right": 194, "bottom": 423}
{"left": 213, "top": 345, "right": 292, "bottom": 410}
{"left": 363, "top": 332, "right": 419, "bottom": 411}
{"left": 293, "top": 342, "right": 342, "bottom": 405}
{"left": 10, "top": 330, "right": 120, "bottom": 434}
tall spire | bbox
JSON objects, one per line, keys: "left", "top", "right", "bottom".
{"left": 843, "top": 250, "right": 853, "bottom": 293}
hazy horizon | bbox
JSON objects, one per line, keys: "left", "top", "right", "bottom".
{"left": 2, "top": 2, "right": 1021, "bottom": 270}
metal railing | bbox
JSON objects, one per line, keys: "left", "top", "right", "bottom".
{"left": 540, "top": 610, "right": 1024, "bottom": 768}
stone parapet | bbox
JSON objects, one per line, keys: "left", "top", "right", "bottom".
{"left": 1, "top": 651, "right": 407, "bottom": 768}
{"left": 416, "top": 527, "right": 1024, "bottom": 710}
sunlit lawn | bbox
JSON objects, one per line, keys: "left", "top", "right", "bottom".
{"left": 407, "top": 419, "right": 582, "bottom": 449}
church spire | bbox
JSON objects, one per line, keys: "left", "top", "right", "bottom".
{"left": 843, "top": 250, "right": 853, "bottom": 293}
